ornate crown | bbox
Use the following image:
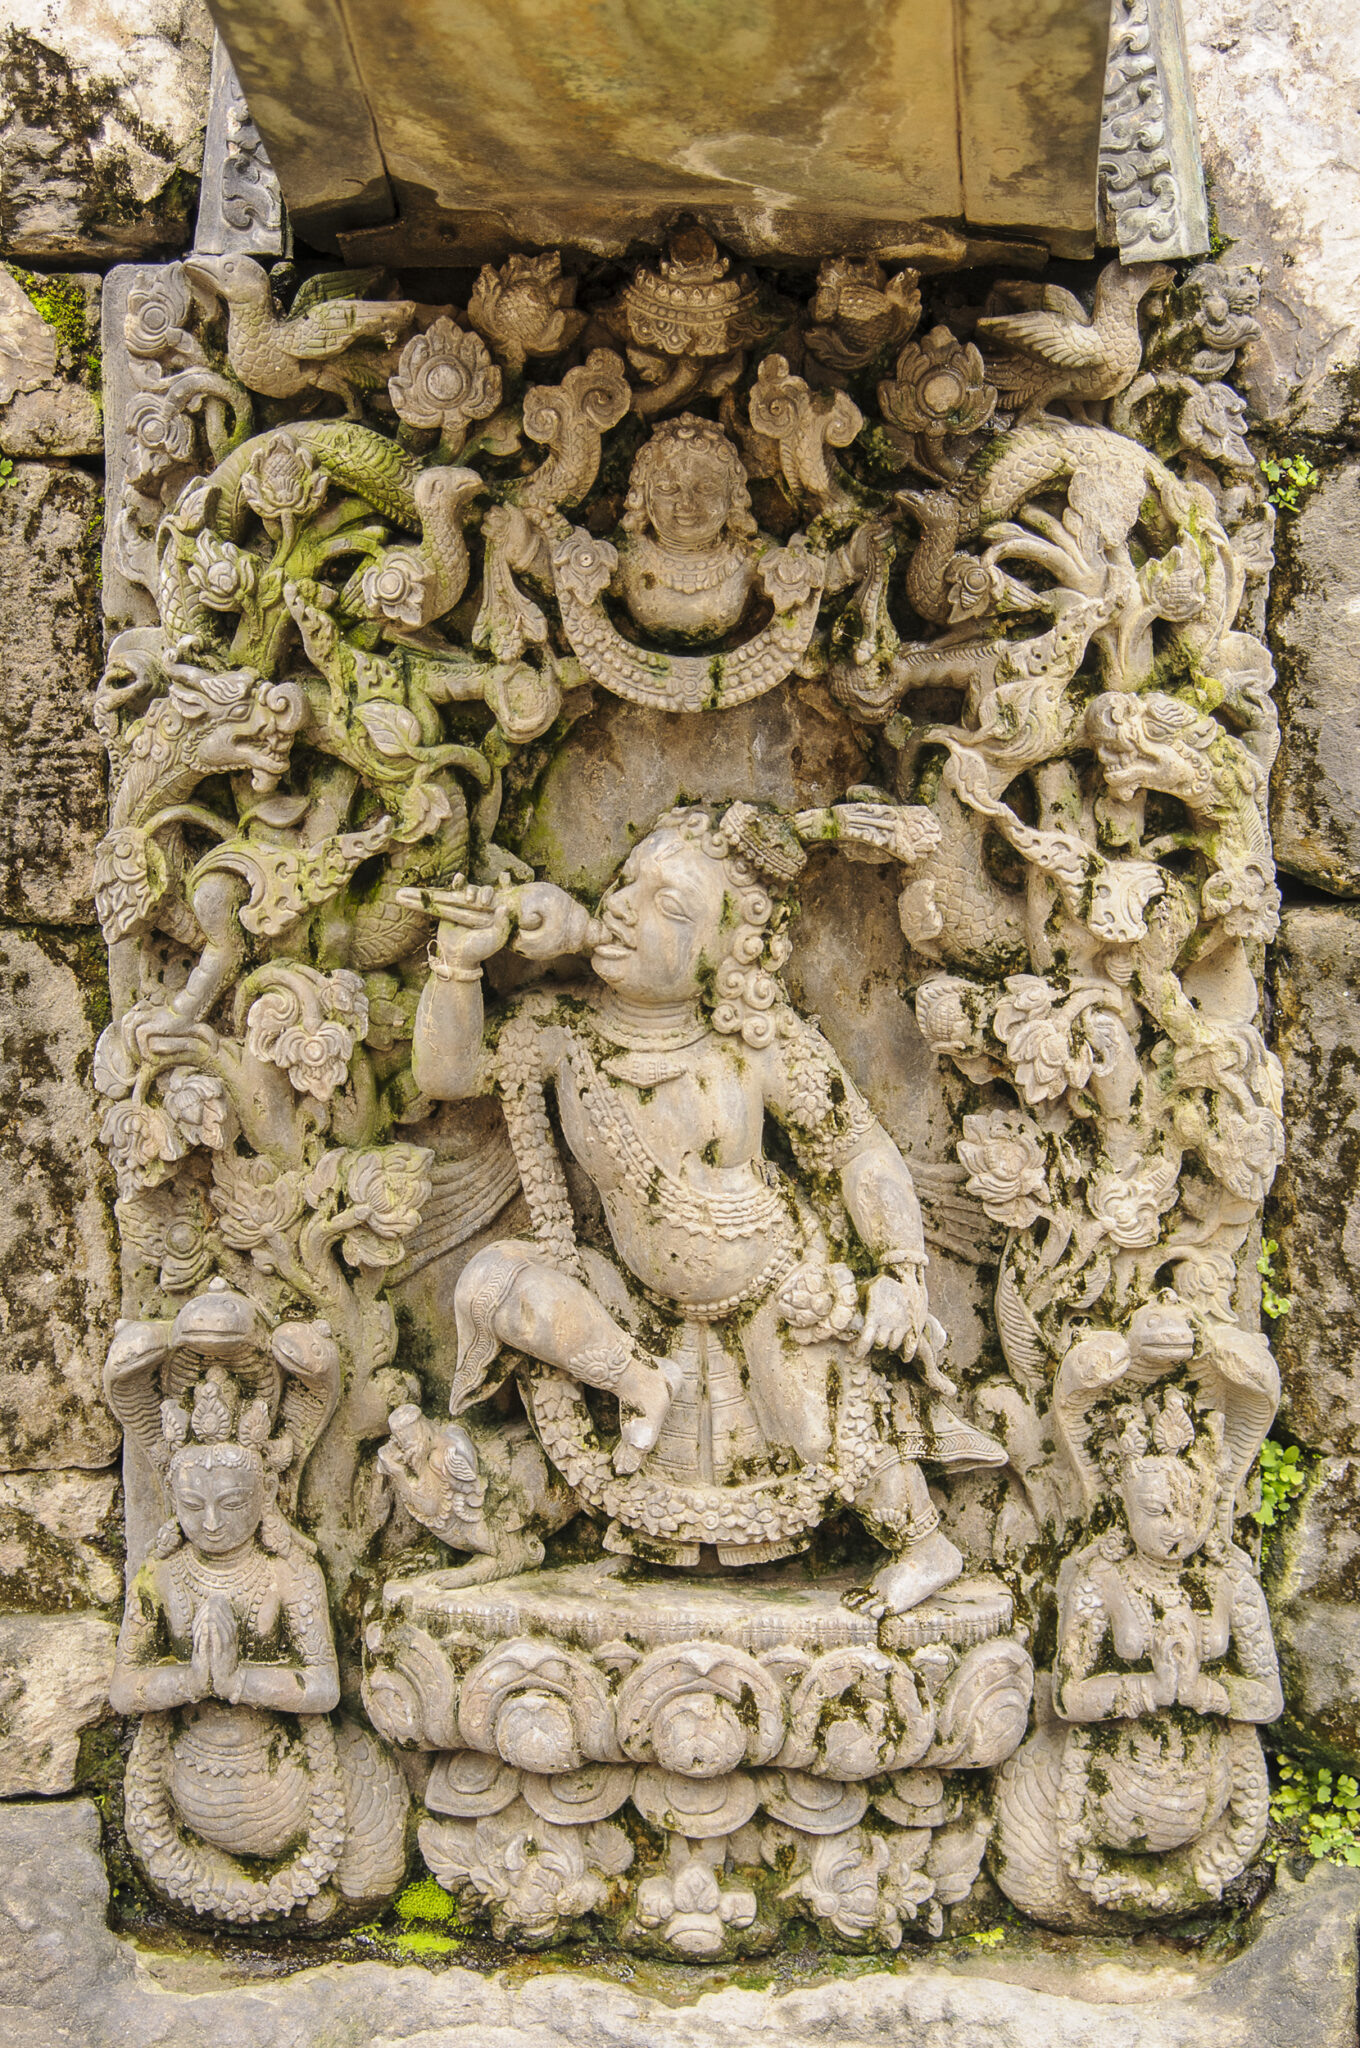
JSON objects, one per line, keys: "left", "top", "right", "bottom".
{"left": 718, "top": 801, "right": 808, "bottom": 886}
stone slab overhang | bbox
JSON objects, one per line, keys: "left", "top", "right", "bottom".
{"left": 204, "top": 0, "right": 1140, "bottom": 266}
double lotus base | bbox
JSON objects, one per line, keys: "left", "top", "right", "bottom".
{"left": 363, "top": 1560, "right": 1034, "bottom": 1953}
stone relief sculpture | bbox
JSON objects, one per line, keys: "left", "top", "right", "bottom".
{"left": 96, "top": 232, "right": 1281, "bottom": 1948}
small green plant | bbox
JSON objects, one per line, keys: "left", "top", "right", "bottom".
{"left": 967, "top": 1926, "right": 1006, "bottom": 1946}
{"left": 1271, "top": 1759, "right": 1360, "bottom": 1866}
{"left": 1253, "top": 1438, "right": 1306, "bottom": 1527}
{"left": 394, "top": 1927, "right": 461, "bottom": 1955}
{"left": 1257, "top": 1238, "right": 1291, "bottom": 1320}
{"left": 1260, "top": 453, "right": 1321, "bottom": 512}
{"left": 395, "top": 1874, "right": 456, "bottom": 1923}
{"left": 0, "top": 457, "right": 14, "bottom": 489}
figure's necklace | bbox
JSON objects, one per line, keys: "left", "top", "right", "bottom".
{"left": 180, "top": 1545, "right": 271, "bottom": 1604}
{"left": 595, "top": 997, "right": 708, "bottom": 1053}
{"left": 627, "top": 531, "right": 749, "bottom": 594}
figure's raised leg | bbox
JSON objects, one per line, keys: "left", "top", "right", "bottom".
{"left": 845, "top": 1450, "right": 963, "bottom": 1616}
{"left": 452, "top": 1242, "right": 681, "bottom": 1473}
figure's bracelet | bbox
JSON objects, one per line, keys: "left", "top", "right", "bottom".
{"left": 426, "top": 943, "right": 483, "bottom": 984}
{"left": 880, "top": 1248, "right": 928, "bottom": 1280}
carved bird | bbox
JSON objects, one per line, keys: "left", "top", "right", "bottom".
{"left": 340, "top": 465, "right": 484, "bottom": 630}
{"left": 976, "top": 261, "right": 1173, "bottom": 420}
{"left": 183, "top": 254, "right": 415, "bottom": 417}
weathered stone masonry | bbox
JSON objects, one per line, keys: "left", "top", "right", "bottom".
{"left": 3, "top": 1, "right": 1360, "bottom": 2041}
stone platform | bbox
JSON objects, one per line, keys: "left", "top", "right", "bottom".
{"left": 381, "top": 1558, "right": 1017, "bottom": 1654}
{"left": 362, "top": 1561, "right": 1030, "bottom": 1771}
{"left": 7, "top": 1801, "right": 1360, "bottom": 2048}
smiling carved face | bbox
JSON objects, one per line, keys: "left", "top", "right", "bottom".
{"left": 591, "top": 830, "right": 730, "bottom": 1002}
{"left": 171, "top": 1451, "right": 266, "bottom": 1557}
{"left": 644, "top": 450, "right": 736, "bottom": 552}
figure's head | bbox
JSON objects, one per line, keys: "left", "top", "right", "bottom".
{"left": 624, "top": 416, "right": 755, "bottom": 552}
{"left": 1119, "top": 1455, "right": 1209, "bottom": 1563}
{"left": 169, "top": 1442, "right": 267, "bottom": 1557}
{"left": 157, "top": 1365, "right": 292, "bottom": 1559}
{"left": 1100, "top": 1385, "right": 1219, "bottom": 1563}
{"left": 592, "top": 803, "right": 804, "bottom": 1045}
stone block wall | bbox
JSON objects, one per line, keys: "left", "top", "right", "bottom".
{"left": 0, "top": 0, "right": 1357, "bottom": 1958}
{"left": 0, "top": 0, "right": 214, "bottom": 1807}
{"left": 1182, "top": 0, "right": 1360, "bottom": 1772}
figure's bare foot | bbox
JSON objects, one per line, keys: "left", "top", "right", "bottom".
{"left": 613, "top": 1358, "right": 683, "bottom": 1475}
{"left": 430, "top": 1533, "right": 545, "bottom": 1590}
{"left": 845, "top": 1531, "right": 964, "bottom": 1618}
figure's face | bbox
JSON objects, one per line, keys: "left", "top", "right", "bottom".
{"left": 644, "top": 450, "right": 735, "bottom": 551}
{"left": 1122, "top": 1461, "right": 1202, "bottom": 1562}
{"left": 172, "top": 1457, "right": 265, "bottom": 1556}
{"left": 591, "top": 832, "right": 728, "bottom": 1002}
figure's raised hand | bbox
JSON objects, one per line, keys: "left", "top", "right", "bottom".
{"left": 192, "top": 1592, "right": 239, "bottom": 1700}
{"left": 398, "top": 875, "right": 513, "bottom": 971}
{"left": 854, "top": 1271, "right": 928, "bottom": 1361}
{"left": 506, "top": 881, "right": 594, "bottom": 961}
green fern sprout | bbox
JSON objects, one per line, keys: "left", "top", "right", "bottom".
{"left": 1257, "top": 1238, "right": 1291, "bottom": 1320}
{"left": 1260, "top": 453, "right": 1321, "bottom": 513}
{"left": 1253, "top": 1439, "right": 1306, "bottom": 1527}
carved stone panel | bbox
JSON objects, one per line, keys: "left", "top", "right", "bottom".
{"left": 94, "top": 231, "right": 1282, "bottom": 1947}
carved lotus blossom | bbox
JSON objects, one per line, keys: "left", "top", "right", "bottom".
{"left": 359, "top": 550, "right": 436, "bottom": 628}
{"left": 245, "top": 967, "right": 369, "bottom": 1101}
{"left": 240, "top": 431, "right": 328, "bottom": 529}
{"left": 92, "top": 827, "right": 167, "bottom": 944}
{"left": 210, "top": 1151, "right": 307, "bottom": 1251}
{"left": 957, "top": 1110, "right": 1049, "bottom": 1229}
{"left": 805, "top": 257, "right": 922, "bottom": 372}
{"left": 1139, "top": 540, "right": 1207, "bottom": 622}
{"left": 994, "top": 976, "right": 1093, "bottom": 1104}
{"left": 1179, "top": 383, "right": 1253, "bottom": 470}
{"left": 783, "top": 1829, "right": 892, "bottom": 1942}
{"left": 388, "top": 318, "right": 502, "bottom": 439}
{"left": 420, "top": 1800, "right": 621, "bottom": 1943}
{"left": 553, "top": 531, "right": 618, "bottom": 607}
{"left": 1202, "top": 853, "right": 1281, "bottom": 940}
{"left": 336, "top": 1144, "right": 433, "bottom": 1268}
{"left": 124, "top": 268, "right": 193, "bottom": 357}
{"left": 187, "top": 530, "right": 258, "bottom": 611}
{"left": 468, "top": 253, "right": 585, "bottom": 371}
{"left": 879, "top": 328, "right": 996, "bottom": 437}
{"left": 1085, "top": 1154, "right": 1179, "bottom": 1248}
{"left": 943, "top": 555, "right": 1008, "bottom": 623}
{"left": 160, "top": 1069, "right": 229, "bottom": 1151}
{"left": 758, "top": 537, "right": 822, "bottom": 611}
{"left": 126, "top": 391, "right": 196, "bottom": 479}
{"left": 116, "top": 1180, "right": 217, "bottom": 1293}
{"left": 100, "top": 1100, "right": 187, "bottom": 1197}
